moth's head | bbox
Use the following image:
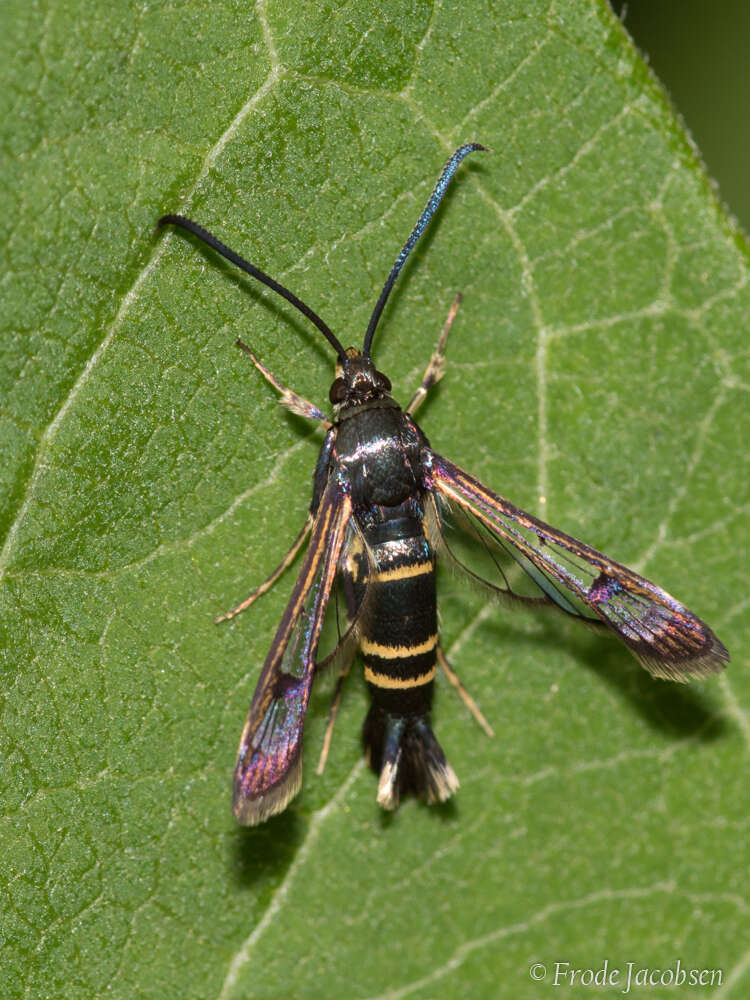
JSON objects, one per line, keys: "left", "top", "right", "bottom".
{"left": 329, "top": 347, "right": 392, "bottom": 408}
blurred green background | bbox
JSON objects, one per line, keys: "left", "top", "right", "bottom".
{"left": 613, "top": 0, "right": 750, "bottom": 232}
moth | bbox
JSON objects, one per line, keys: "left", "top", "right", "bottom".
{"left": 159, "top": 144, "right": 729, "bottom": 824}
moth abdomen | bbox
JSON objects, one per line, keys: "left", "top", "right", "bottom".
{"left": 359, "top": 523, "right": 437, "bottom": 699}
{"left": 355, "top": 514, "right": 457, "bottom": 808}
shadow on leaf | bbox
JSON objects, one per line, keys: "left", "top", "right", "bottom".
{"left": 230, "top": 810, "right": 304, "bottom": 888}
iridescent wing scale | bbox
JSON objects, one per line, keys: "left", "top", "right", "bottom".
{"left": 427, "top": 452, "right": 728, "bottom": 681}
{"left": 232, "top": 479, "right": 352, "bottom": 824}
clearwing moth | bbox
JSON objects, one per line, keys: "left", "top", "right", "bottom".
{"left": 159, "top": 144, "right": 729, "bottom": 825}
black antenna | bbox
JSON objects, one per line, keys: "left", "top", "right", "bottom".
{"left": 157, "top": 214, "right": 348, "bottom": 361}
{"left": 362, "top": 143, "right": 486, "bottom": 359}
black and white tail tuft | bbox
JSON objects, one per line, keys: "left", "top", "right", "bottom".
{"left": 363, "top": 707, "right": 459, "bottom": 810}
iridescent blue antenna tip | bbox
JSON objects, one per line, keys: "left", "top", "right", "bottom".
{"left": 362, "top": 142, "right": 487, "bottom": 358}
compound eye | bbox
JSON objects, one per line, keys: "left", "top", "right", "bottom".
{"left": 376, "top": 371, "right": 391, "bottom": 391}
{"left": 329, "top": 377, "right": 347, "bottom": 404}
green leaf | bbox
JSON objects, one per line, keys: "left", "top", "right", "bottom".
{"left": 2, "top": 1, "right": 748, "bottom": 997}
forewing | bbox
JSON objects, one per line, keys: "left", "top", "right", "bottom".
{"left": 233, "top": 480, "right": 352, "bottom": 824}
{"left": 427, "top": 452, "right": 728, "bottom": 681}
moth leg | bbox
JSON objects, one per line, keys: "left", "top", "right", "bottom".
{"left": 215, "top": 516, "right": 312, "bottom": 623}
{"left": 236, "top": 338, "right": 332, "bottom": 427}
{"left": 406, "top": 293, "right": 462, "bottom": 415}
{"left": 437, "top": 645, "right": 494, "bottom": 738}
{"left": 316, "top": 658, "right": 353, "bottom": 775}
